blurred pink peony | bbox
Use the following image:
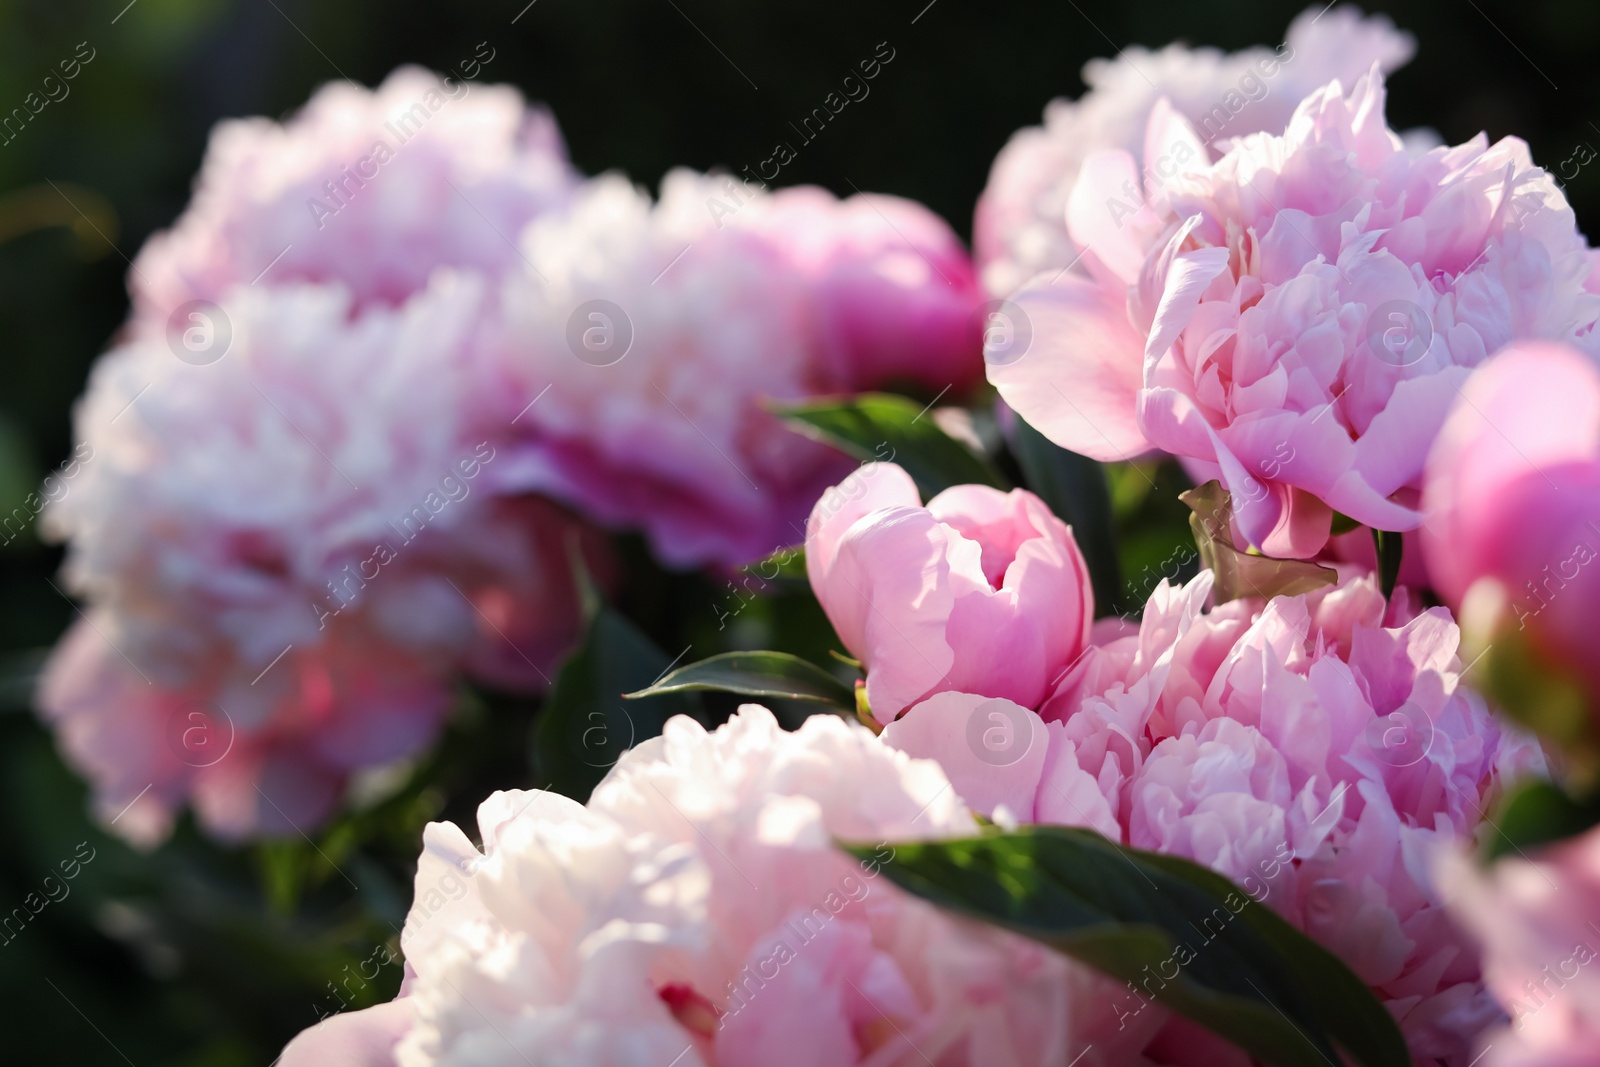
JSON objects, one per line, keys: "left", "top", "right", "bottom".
{"left": 133, "top": 66, "right": 578, "bottom": 317}
{"left": 40, "top": 281, "right": 597, "bottom": 843}
{"left": 1422, "top": 341, "right": 1600, "bottom": 700}
{"left": 974, "top": 5, "right": 1416, "bottom": 299}
{"left": 1437, "top": 823, "right": 1600, "bottom": 1067}
{"left": 989, "top": 67, "right": 1600, "bottom": 558}
{"left": 887, "top": 569, "right": 1545, "bottom": 1061}
{"left": 492, "top": 169, "right": 983, "bottom": 569}
{"left": 276, "top": 705, "right": 1158, "bottom": 1067}
{"left": 491, "top": 170, "right": 852, "bottom": 568}
{"left": 749, "top": 184, "right": 986, "bottom": 393}
{"left": 805, "top": 462, "right": 1093, "bottom": 726}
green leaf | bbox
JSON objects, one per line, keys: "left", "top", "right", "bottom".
{"left": 1008, "top": 415, "right": 1124, "bottom": 616}
{"left": 773, "top": 392, "right": 1007, "bottom": 498}
{"left": 1180, "top": 481, "right": 1337, "bottom": 604}
{"left": 1487, "top": 777, "right": 1600, "bottom": 859}
{"left": 849, "top": 826, "right": 1408, "bottom": 1067}
{"left": 625, "top": 650, "right": 855, "bottom": 710}
{"left": 744, "top": 544, "right": 808, "bottom": 582}
{"left": 532, "top": 603, "right": 703, "bottom": 802}
{"left": 1372, "top": 528, "right": 1403, "bottom": 600}
{"left": 1329, "top": 511, "right": 1362, "bottom": 536}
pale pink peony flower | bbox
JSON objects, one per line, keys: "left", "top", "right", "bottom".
{"left": 276, "top": 706, "right": 1161, "bottom": 1067}
{"left": 1437, "top": 823, "right": 1600, "bottom": 1067}
{"left": 805, "top": 462, "right": 1093, "bottom": 726}
{"left": 974, "top": 5, "right": 1416, "bottom": 299}
{"left": 133, "top": 66, "right": 578, "bottom": 317}
{"left": 887, "top": 569, "right": 1545, "bottom": 1062}
{"left": 39, "top": 281, "right": 595, "bottom": 843}
{"left": 491, "top": 171, "right": 983, "bottom": 569}
{"left": 280, "top": 999, "right": 415, "bottom": 1067}
{"left": 490, "top": 170, "right": 852, "bottom": 568}
{"left": 989, "top": 67, "right": 1600, "bottom": 558}
{"left": 1422, "top": 341, "right": 1600, "bottom": 699}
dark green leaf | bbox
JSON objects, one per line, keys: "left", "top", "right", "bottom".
{"left": 1008, "top": 415, "right": 1124, "bottom": 616}
{"left": 1181, "top": 481, "right": 1336, "bottom": 604}
{"left": 1487, "top": 777, "right": 1600, "bottom": 859}
{"left": 773, "top": 392, "right": 1007, "bottom": 499}
{"left": 1372, "top": 528, "right": 1403, "bottom": 600}
{"left": 532, "top": 604, "right": 703, "bottom": 802}
{"left": 848, "top": 826, "right": 1407, "bottom": 1067}
{"left": 625, "top": 650, "right": 855, "bottom": 710}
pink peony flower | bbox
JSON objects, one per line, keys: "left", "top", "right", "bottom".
{"left": 133, "top": 66, "right": 578, "bottom": 317}
{"left": 805, "top": 462, "right": 1093, "bottom": 726}
{"left": 974, "top": 5, "right": 1416, "bottom": 299}
{"left": 887, "top": 569, "right": 1545, "bottom": 1061}
{"left": 491, "top": 170, "right": 983, "bottom": 569}
{"left": 276, "top": 705, "right": 1159, "bottom": 1066}
{"left": 489, "top": 170, "right": 852, "bottom": 568}
{"left": 39, "top": 281, "right": 596, "bottom": 843}
{"left": 748, "top": 184, "right": 986, "bottom": 394}
{"left": 1422, "top": 341, "right": 1600, "bottom": 699}
{"left": 989, "top": 67, "right": 1600, "bottom": 558}
{"left": 1437, "top": 823, "right": 1600, "bottom": 1067}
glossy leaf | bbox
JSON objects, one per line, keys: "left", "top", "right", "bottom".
{"left": 848, "top": 826, "right": 1408, "bottom": 1067}
{"left": 625, "top": 650, "right": 855, "bottom": 710}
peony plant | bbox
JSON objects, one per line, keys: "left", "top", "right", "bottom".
{"left": 22, "top": 7, "right": 1600, "bottom": 1067}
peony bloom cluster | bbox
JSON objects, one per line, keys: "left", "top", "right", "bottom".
{"left": 41, "top": 67, "right": 984, "bottom": 842}
{"left": 808, "top": 464, "right": 1543, "bottom": 1061}
{"left": 1437, "top": 823, "right": 1600, "bottom": 1067}
{"left": 1423, "top": 340, "right": 1600, "bottom": 704}
{"left": 989, "top": 66, "right": 1600, "bottom": 558}
{"left": 974, "top": 4, "right": 1417, "bottom": 299}
{"left": 277, "top": 706, "right": 1159, "bottom": 1067}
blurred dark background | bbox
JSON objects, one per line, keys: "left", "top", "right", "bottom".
{"left": 1, "top": 0, "right": 1595, "bottom": 1061}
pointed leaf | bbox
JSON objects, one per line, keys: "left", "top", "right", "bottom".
{"left": 625, "top": 650, "right": 854, "bottom": 710}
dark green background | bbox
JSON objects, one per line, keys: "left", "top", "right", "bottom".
{"left": 0, "top": 0, "right": 1594, "bottom": 1061}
